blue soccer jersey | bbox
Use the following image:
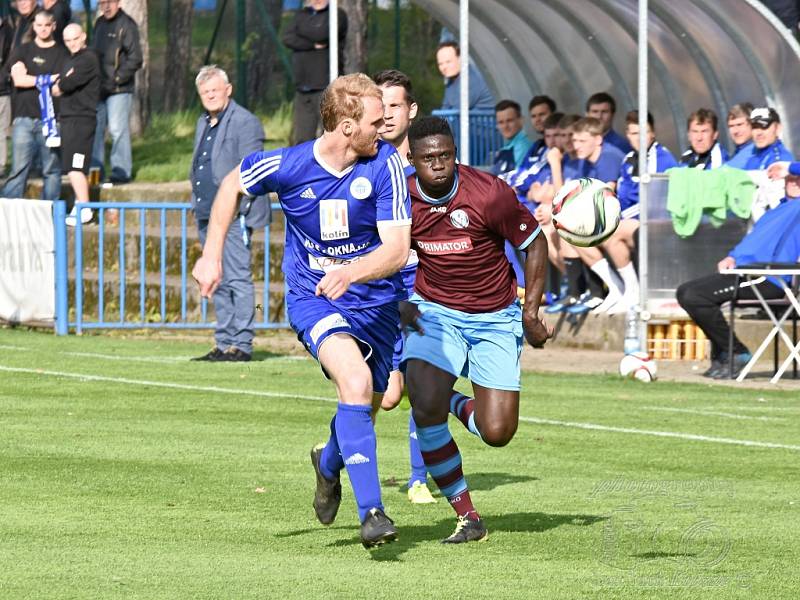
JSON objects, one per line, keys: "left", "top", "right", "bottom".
{"left": 616, "top": 142, "right": 678, "bottom": 218}
{"left": 239, "top": 139, "right": 411, "bottom": 308}
{"left": 399, "top": 162, "right": 418, "bottom": 293}
{"left": 581, "top": 143, "right": 625, "bottom": 183}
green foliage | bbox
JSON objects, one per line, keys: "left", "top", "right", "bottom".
{"left": 132, "top": 107, "right": 290, "bottom": 182}
{"left": 1, "top": 327, "right": 798, "bottom": 599}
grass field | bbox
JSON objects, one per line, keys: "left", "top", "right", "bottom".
{"left": 0, "top": 327, "right": 798, "bottom": 599}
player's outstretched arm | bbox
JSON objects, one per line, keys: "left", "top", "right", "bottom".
{"left": 315, "top": 224, "right": 411, "bottom": 300}
{"left": 521, "top": 232, "right": 554, "bottom": 348}
{"left": 191, "top": 167, "right": 241, "bottom": 298}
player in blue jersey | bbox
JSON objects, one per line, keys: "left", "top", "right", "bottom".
{"left": 610, "top": 111, "right": 677, "bottom": 308}
{"left": 743, "top": 107, "right": 793, "bottom": 170}
{"left": 192, "top": 73, "right": 411, "bottom": 549}
{"left": 373, "top": 68, "right": 437, "bottom": 506}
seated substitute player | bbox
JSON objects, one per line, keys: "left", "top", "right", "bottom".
{"left": 677, "top": 173, "right": 800, "bottom": 379}
{"left": 679, "top": 108, "right": 728, "bottom": 169}
{"left": 743, "top": 107, "right": 793, "bottom": 170}
{"left": 724, "top": 102, "right": 755, "bottom": 169}
{"left": 608, "top": 110, "right": 677, "bottom": 307}
{"left": 373, "top": 68, "right": 436, "bottom": 505}
{"left": 401, "top": 117, "right": 553, "bottom": 544}
{"left": 192, "top": 74, "right": 411, "bottom": 549}
{"left": 565, "top": 117, "right": 627, "bottom": 314}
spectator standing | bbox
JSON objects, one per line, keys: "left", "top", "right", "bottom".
{"left": 1, "top": 9, "right": 67, "bottom": 200}
{"left": 586, "top": 92, "right": 632, "bottom": 155}
{"left": 8, "top": 0, "right": 38, "bottom": 49}
{"left": 190, "top": 66, "right": 266, "bottom": 363}
{"left": 436, "top": 41, "right": 494, "bottom": 110}
{"left": 42, "top": 0, "right": 71, "bottom": 45}
{"left": 0, "top": 17, "right": 13, "bottom": 176}
{"left": 282, "top": 0, "right": 347, "bottom": 145}
{"left": 679, "top": 108, "right": 728, "bottom": 169}
{"left": 744, "top": 107, "right": 793, "bottom": 170}
{"left": 491, "top": 99, "right": 530, "bottom": 175}
{"left": 52, "top": 23, "right": 99, "bottom": 226}
{"left": 90, "top": 0, "right": 142, "bottom": 184}
{"left": 725, "top": 102, "right": 755, "bottom": 169}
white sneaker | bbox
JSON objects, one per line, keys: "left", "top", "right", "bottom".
{"left": 592, "top": 293, "right": 623, "bottom": 314}
{"left": 65, "top": 205, "right": 93, "bottom": 227}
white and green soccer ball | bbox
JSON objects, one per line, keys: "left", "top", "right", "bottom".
{"left": 552, "top": 177, "right": 621, "bottom": 247}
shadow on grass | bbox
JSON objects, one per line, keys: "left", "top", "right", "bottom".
{"left": 281, "top": 512, "right": 606, "bottom": 561}
{"left": 383, "top": 471, "right": 539, "bottom": 495}
{"left": 634, "top": 551, "right": 699, "bottom": 560}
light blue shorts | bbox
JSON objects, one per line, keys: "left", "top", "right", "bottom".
{"left": 401, "top": 293, "right": 523, "bottom": 391}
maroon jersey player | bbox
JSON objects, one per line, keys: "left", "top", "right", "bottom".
{"left": 400, "top": 117, "right": 553, "bottom": 544}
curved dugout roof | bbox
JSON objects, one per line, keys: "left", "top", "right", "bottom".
{"left": 413, "top": 0, "right": 800, "bottom": 155}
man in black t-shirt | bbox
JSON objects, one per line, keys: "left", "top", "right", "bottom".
{"left": 1, "top": 10, "right": 67, "bottom": 200}
{"left": 53, "top": 23, "right": 99, "bottom": 225}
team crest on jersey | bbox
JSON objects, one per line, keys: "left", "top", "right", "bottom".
{"left": 449, "top": 209, "right": 469, "bottom": 229}
{"left": 319, "top": 199, "right": 350, "bottom": 241}
{"left": 350, "top": 177, "right": 372, "bottom": 200}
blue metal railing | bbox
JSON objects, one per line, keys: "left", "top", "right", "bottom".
{"left": 431, "top": 108, "right": 503, "bottom": 167}
{"left": 53, "top": 200, "right": 288, "bottom": 334}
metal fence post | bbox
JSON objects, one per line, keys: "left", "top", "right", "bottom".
{"left": 53, "top": 200, "right": 68, "bottom": 336}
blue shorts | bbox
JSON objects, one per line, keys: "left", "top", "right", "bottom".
{"left": 402, "top": 294, "right": 523, "bottom": 391}
{"left": 287, "top": 293, "right": 399, "bottom": 394}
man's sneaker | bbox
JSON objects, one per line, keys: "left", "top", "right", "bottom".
{"left": 407, "top": 480, "right": 437, "bottom": 504}
{"left": 703, "top": 354, "right": 728, "bottom": 377}
{"left": 310, "top": 444, "right": 341, "bottom": 525}
{"left": 65, "top": 205, "right": 93, "bottom": 227}
{"left": 441, "top": 514, "right": 488, "bottom": 544}
{"left": 360, "top": 508, "right": 397, "bottom": 549}
{"left": 191, "top": 347, "right": 224, "bottom": 361}
{"left": 218, "top": 347, "right": 251, "bottom": 362}
{"left": 711, "top": 352, "right": 752, "bottom": 380}
{"left": 566, "top": 294, "right": 600, "bottom": 315}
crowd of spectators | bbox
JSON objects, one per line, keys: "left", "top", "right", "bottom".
{"left": 0, "top": 0, "right": 142, "bottom": 225}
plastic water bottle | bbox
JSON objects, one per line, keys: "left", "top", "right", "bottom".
{"left": 623, "top": 307, "right": 640, "bottom": 355}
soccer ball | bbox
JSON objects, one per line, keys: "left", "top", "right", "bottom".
{"left": 619, "top": 352, "right": 657, "bottom": 382}
{"left": 551, "top": 177, "right": 621, "bottom": 247}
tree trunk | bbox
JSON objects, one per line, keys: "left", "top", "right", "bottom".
{"left": 163, "top": 0, "right": 193, "bottom": 113}
{"left": 121, "top": 0, "right": 149, "bottom": 136}
{"left": 340, "top": 0, "right": 368, "bottom": 75}
{"left": 245, "top": 0, "right": 283, "bottom": 107}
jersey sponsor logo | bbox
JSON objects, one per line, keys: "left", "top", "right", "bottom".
{"left": 309, "top": 312, "right": 350, "bottom": 344}
{"left": 319, "top": 199, "right": 350, "bottom": 241}
{"left": 300, "top": 187, "right": 316, "bottom": 199}
{"left": 415, "top": 237, "right": 473, "bottom": 255}
{"left": 344, "top": 452, "right": 370, "bottom": 465}
{"left": 429, "top": 206, "right": 447, "bottom": 213}
{"left": 449, "top": 209, "right": 470, "bottom": 229}
{"left": 308, "top": 253, "right": 363, "bottom": 273}
{"left": 349, "top": 176, "right": 372, "bottom": 200}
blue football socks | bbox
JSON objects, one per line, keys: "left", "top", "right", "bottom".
{"left": 320, "top": 415, "right": 344, "bottom": 480}
{"left": 408, "top": 413, "right": 428, "bottom": 487}
{"left": 334, "top": 403, "right": 383, "bottom": 523}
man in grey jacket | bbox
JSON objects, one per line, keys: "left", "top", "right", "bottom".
{"left": 190, "top": 65, "right": 266, "bottom": 362}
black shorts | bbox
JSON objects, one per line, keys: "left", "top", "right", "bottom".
{"left": 60, "top": 117, "right": 96, "bottom": 174}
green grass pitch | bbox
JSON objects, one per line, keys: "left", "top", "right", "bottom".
{"left": 0, "top": 328, "right": 798, "bottom": 599}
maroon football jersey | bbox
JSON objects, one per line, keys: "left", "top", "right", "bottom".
{"left": 409, "top": 165, "right": 540, "bottom": 313}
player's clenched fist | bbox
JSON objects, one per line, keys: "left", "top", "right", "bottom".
{"left": 315, "top": 269, "right": 353, "bottom": 300}
{"left": 192, "top": 256, "right": 223, "bottom": 298}
{"left": 522, "top": 311, "right": 554, "bottom": 348}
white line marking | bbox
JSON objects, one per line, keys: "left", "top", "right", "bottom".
{"left": 2, "top": 364, "right": 798, "bottom": 452}
{"left": 0, "top": 365, "right": 334, "bottom": 403}
{"left": 0, "top": 346, "right": 310, "bottom": 364}
{"left": 517, "top": 416, "right": 800, "bottom": 451}
{"left": 641, "top": 406, "right": 784, "bottom": 422}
